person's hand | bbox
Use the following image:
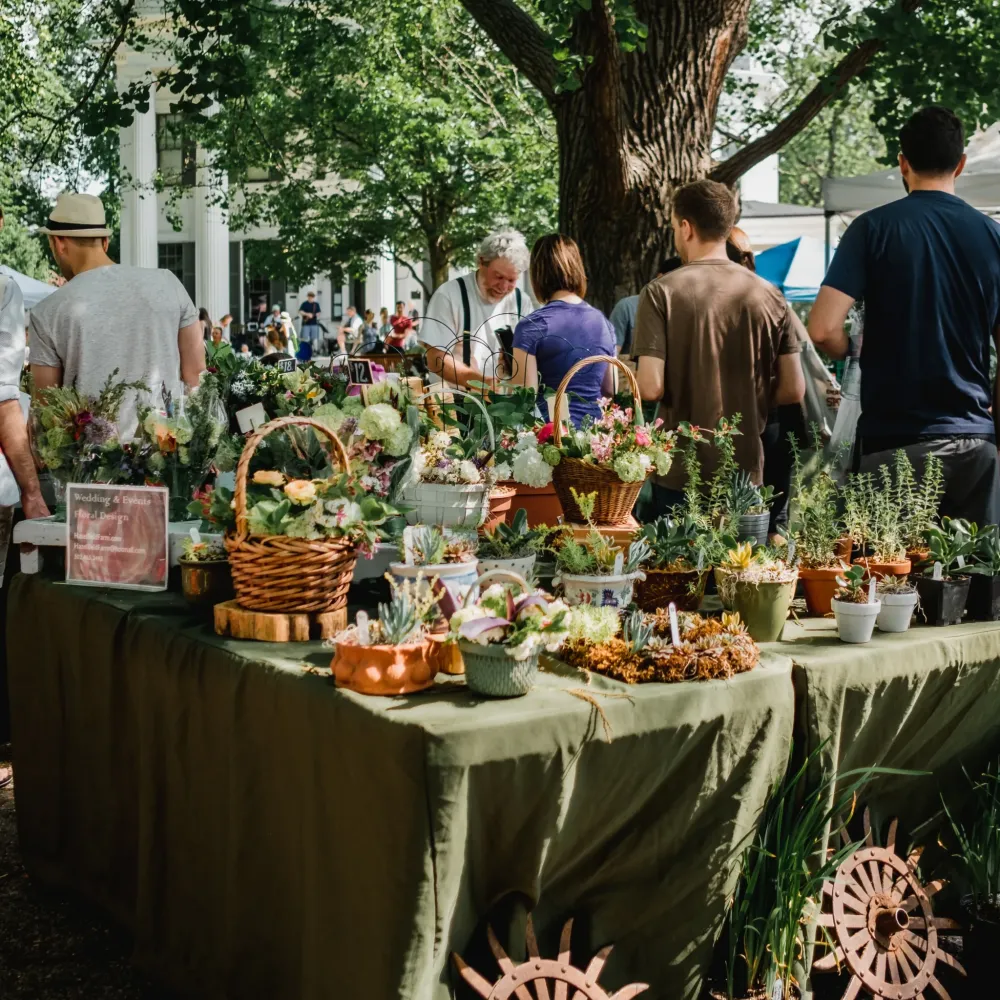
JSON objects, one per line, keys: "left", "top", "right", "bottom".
{"left": 22, "top": 493, "right": 50, "bottom": 520}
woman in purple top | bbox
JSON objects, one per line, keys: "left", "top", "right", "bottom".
{"left": 512, "top": 234, "right": 617, "bottom": 426}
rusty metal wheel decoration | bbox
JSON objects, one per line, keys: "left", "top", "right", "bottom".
{"left": 452, "top": 916, "right": 649, "bottom": 1000}
{"left": 813, "top": 810, "right": 965, "bottom": 1000}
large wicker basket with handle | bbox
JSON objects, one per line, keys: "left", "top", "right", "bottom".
{"left": 550, "top": 355, "right": 649, "bottom": 525}
{"left": 224, "top": 415, "right": 358, "bottom": 613}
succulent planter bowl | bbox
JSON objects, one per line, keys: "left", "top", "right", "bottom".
{"left": 799, "top": 565, "right": 843, "bottom": 617}
{"left": 476, "top": 554, "right": 536, "bottom": 581}
{"left": 556, "top": 570, "right": 644, "bottom": 610}
{"left": 459, "top": 640, "right": 539, "bottom": 698}
{"left": 332, "top": 637, "right": 445, "bottom": 695}
{"left": 728, "top": 578, "right": 796, "bottom": 643}
{"left": 966, "top": 574, "right": 1000, "bottom": 621}
{"left": 634, "top": 567, "right": 708, "bottom": 612}
{"left": 915, "top": 575, "right": 971, "bottom": 626}
{"left": 832, "top": 598, "right": 881, "bottom": 643}
{"left": 876, "top": 592, "right": 918, "bottom": 633}
{"left": 389, "top": 559, "right": 480, "bottom": 627}
{"left": 735, "top": 511, "right": 771, "bottom": 545}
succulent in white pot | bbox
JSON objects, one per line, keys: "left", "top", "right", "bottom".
{"left": 389, "top": 525, "right": 479, "bottom": 627}
{"left": 876, "top": 575, "right": 918, "bottom": 633}
{"left": 832, "top": 564, "right": 881, "bottom": 644}
{"left": 551, "top": 527, "right": 649, "bottom": 610}
{"left": 475, "top": 508, "right": 542, "bottom": 580}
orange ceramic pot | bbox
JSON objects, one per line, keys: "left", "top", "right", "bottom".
{"left": 906, "top": 547, "right": 931, "bottom": 571}
{"left": 504, "top": 481, "right": 563, "bottom": 528}
{"left": 481, "top": 485, "right": 516, "bottom": 535}
{"left": 798, "top": 566, "right": 842, "bottom": 616}
{"left": 332, "top": 637, "right": 446, "bottom": 695}
{"left": 835, "top": 536, "right": 853, "bottom": 562}
{"left": 854, "top": 557, "right": 911, "bottom": 582}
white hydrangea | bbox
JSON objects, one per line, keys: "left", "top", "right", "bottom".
{"left": 358, "top": 403, "right": 401, "bottom": 442}
{"left": 431, "top": 430, "right": 453, "bottom": 450}
{"left": 514, "top": 431, "right": 539, "bottom": 453}
{"left": 509, "top": 631, "right": 543, "bottom": 661}
{"left": 459, "top": 459, "right": 481, "bottom": 483}
{"left": 385, "top": 423, "right": 413, "bottom": 458}
{"left": 653, "top": 449, "right": 673, "bottom": 477}
{"left": 512, "top": 447, "right": 554, "bottom": 488}
{"left": 364, "top": 380, "right": 395, "bottom": 405}
{"left": 494, "top": 462, "right": 512, "bottom": 481}
{"left": 638, "top": 453, "right": 652, "bottom": 470}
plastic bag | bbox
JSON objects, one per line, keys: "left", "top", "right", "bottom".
{"left": 828, "top": 307, "right": 863, "bottom": 481}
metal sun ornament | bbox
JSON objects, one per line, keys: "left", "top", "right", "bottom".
{"left": 813, "top": 809, "right": 965, "bottom": 1000}
{"left": 452, "top": 916, "right": 649, "bottom": 1000}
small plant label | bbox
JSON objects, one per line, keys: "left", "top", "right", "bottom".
{"left": 355, "top": 611, "right": 370, "bottom": 645}
{"left": 613, "top": 552, "right": 624, "bottom": 575}
{"left": 868, "top": 578, "right": 876, "bottom": 604}
{"left": 402, "top": 526, "right": 415, "bottom": 565}
{"left": 956, "top": 555, "right": 966, "bottom": 568}
{"left": 933, "top": 561, "right": 943, "bottom": 581}
{"left": 771, "top": 980, "right": 784, "bottom": 1000}
{"left": 667, "top": 602, "right": 680, "bottom": 646}
{"left": 235, "top": 401, "right": 267, "bottom": 434}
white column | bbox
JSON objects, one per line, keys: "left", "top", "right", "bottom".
{"left": 118, "top": 78, "right": 158, "bottom": 268}
{"left": 377, "top": 251, "right": 395, "bottom": 314}
{"left": 194, "top": 149, "right": 231, "bottom": 321}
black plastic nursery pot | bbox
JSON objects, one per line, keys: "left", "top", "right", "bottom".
{"left": 915, "top": 576, "right": 971, "bottom": 626}
{"left": 961, "top": 896, "right": 1000, "bottom": 991}
{"left": 965, "top": 573, "right": 1000, "bottom": 621}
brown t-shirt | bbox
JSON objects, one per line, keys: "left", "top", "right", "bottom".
{"left": 632, "top": 259, "right": 800, "bottom": 490}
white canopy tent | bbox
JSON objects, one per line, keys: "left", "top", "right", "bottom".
{"left": 822, "top": 124, "right": 1000, "bottom": 213}
{"left": 0, "top": 265, "right": 56, "bottom": 310}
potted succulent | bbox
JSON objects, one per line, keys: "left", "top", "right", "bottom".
{"left": 550, "top": 490, "right": 649, "bottom": 609}
{"left": 916, "top": 517, "right": 974, "bottom": 625}
{"left": 788, "top": 435, "right": 844, "bottom": 616}
{"left": 940, "top": 760, "right": 1000, "bottom": 988}
{"left": 476, "top": 508, "right": 542, "bottom": 580}
{"left": 895, "top": 450, "right": 945, "bottom": 567}
{"left": 389, "top": 525, "right": 479, "bottom": 628}
{"left": 966, "top": 523, "right": 1000, "bottom": 621}
{"left": 726, "top": 470, "right": 777, "bottom": 545}
{"left": 715, "top": 542, "right": 797, "bottom": 643}
{"left": 331, "top": 582, "right": 448, "bottom": 695}
{"left": 177, "top": 531, "right": 233, "bottom": 607}
{"left": 845, "top": 469, "right": 910, "bottom": 580}
{"left": 831, "top": 564, "right": 881, "bottom": 643}
{"left": 634, "top": 514, "right": 712, "bottom": 612}
{"left": 875, "top": 575, "right": 919, "bottom": 633}
{"left": 449, "top": 571, "right": 571, "bottom": 697}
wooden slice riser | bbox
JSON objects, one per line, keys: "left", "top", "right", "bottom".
{"left": 214, "top": 600, "right": 347, "bottom": 642}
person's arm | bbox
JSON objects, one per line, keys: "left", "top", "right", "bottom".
{"left": 631, "top": 285, "right": 667, "bottom": 401}
{"left": 179, "top": 320, "right": 206, "bottom": 388}
{"left": 808, "top": 287, "right": 854, "bottom": 361}
{"left": 600, "top": 362, "right": 617, "bottom": 398}
{"left": 511, "top": 348, "right": 537, "bottom": 390}
{"left": 30, "top": 364, "right": 62, "bottom": 390}
{"left": 773, "top": 353, "right": 806, "bottom": 405}
{"left": 0, "top": 401, "right": 47, "bottom": 518}
{"left": 424, "top": 346, "right": 493, "bottom": 390}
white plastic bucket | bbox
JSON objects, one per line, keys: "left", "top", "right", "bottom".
{"left": 876, "top": 592, "right": 918, "bottom": 633}
{"left": 832, "top": 598, "right": 881, "bottom": 644}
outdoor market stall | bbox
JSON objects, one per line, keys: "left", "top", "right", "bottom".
{"left": 7, "top": 573, "right": 795, "bottom": 1000}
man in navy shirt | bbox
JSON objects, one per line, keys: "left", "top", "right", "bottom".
{"left": 810, "top": 106, "right": 1000, "bottom": 526}
{"left": 298, "top": 290, "right": 321, "bottom": 346}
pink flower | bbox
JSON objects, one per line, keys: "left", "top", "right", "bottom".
{"left": 654, "top": 417, "right": 664, "bottom": 430}
{"left": 590, "top": 433, "right": 615, "bottom": 463}
{"left": 634, "top": 426, "right": 651, "bottom": 447}
{"left": 537, "top": 422, "right": 555, "bottom": 445}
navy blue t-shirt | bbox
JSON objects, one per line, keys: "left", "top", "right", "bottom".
{"left": 823, "top": 190, "right": 1000, "bottom": 440}
{"left": 300, "top": 300, "right": 320, "bottom": 324}
{"left": 512, "top": 299, "right": 616, "bottom": 426}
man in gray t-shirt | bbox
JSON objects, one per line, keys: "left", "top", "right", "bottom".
{"left": 28, "top": 193, "right": 204, "bottom": 436}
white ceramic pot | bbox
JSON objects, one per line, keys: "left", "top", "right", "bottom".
{"left": 556, "top": 570, "right": 645, "bottom": 609}
{"left": 832, "top": 598, "right": 882, "bottom": 644}
{"left": 401, "top": 482, "right": 490, "bottom": 529}
{"left": 477, "top": 554, "right": 536, "bottom": 581}
{"left": 389, "top": 559, "right": 480, "bottom": 615}
{"left": 877, "top": 591, "right": 918, "bottom": 633}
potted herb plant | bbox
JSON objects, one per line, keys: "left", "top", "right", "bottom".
{"left": 177, "top": 531, "right": 233, "bottom": 607}
{"left": 940, "top": 760, "right": 1000, "bottom": 988}
{"left": 875, "top": 576, "right": 919, "bottom": 633}
{"left": 831, "top": 564, "right": 880, "bottom": 643}
{"left": 726, "top": 470, "right": 776, "bottom": 545}
{"left": 845, "top": 469, "right": 911, "bottom": 580}
{"left": 449, "top": 571, "right": 571, "bottom": 697}
{"left": 895, "top": 450, "right": 945, "bottom": 567}
{"left": 476, "top": 508, "right": 541, "bottom": 580}
{"left": 331, "top": 582, "right": 448, "bottom": 695}
{"left": 634, "top": 514, "right": 712, "bottom": 612}
{"left": 715, "top": 542, "right": 797, "bottom": 643}
{"left": 916, "top": 517, "right": 974, "bottom": 626}
{"left": 966, "top": 522, "right": 1000, "bottom": 621}
{"left": 788, "top": 432, "right": 845, "bottom": 616}
{"left": 551, "top": 490, "right": 649, "bottom": 608}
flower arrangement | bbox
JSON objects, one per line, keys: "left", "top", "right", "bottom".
{"left": 449, "top": 582, "right": 571, "bottom": 662}
{"left": 409, "top": 428, "right": 492, "bottom": 486}
{"left": 31, "top": 368, "right": 149, "bottom": 491}
{"left": 558, "top": 607, "right": 759, "bottom": 684}
{"left": 180, "top": 533, "right": 227, "bottom": 563}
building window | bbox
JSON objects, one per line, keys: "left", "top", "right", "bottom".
{"left": 156, "top": 114, "right": 197, "bottom": 187}
{"left": 246, "top": 165, "right": 283, "bottom": 183}
{"left": 158, "top": 242, "right": 196, "bottom": 303}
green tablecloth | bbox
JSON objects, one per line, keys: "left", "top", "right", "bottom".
{"left": 7, "top": 574, "right": 795, "bottom": 1000}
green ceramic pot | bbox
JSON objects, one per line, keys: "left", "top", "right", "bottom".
{"left": 729, "top": 579, "right": 796, "bottom": 643}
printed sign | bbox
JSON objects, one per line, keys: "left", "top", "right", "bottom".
{"left": 66, "top": 484, "right": 169, "bottom": 591}
{"left": 348, "top": 358, "right": 375, "bottom": 385}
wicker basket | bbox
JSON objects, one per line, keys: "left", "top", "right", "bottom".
{"left": 550, "top": 355, "right": 649, "bottom": 525}
{"left": 224, "top": 415, "right": 358, "bottom": 613}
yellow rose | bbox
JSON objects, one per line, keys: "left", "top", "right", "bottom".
{"left": 284, "top": 479, "right": 317, "bottom": 504}
{"left": 253, "top": 470, "right": 285, "bottom": 487}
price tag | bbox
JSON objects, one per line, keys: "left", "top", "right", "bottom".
{"left": 235, "top": 402, "right": 267, "bottom": 434}
{"left": 66, "top": 484, "right": 169, "bottom": 591}
{"left": 668, "top": 602, "right": 680, "bottom": 646}
{"left": 275, "top": 357, "right": 297, "bottom": 373}
{"left": 348, "top": 358, "right": 375, "bottom": 385}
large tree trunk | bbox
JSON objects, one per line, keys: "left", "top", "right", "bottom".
{"left": 555, "top": 1, "right": 750, "bottom": 313}
{"left": 427, "top": 235, "right": 451, "bottom": 292}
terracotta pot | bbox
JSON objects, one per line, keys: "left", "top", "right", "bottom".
{"left": 835, "top": 536, "right": 853, "bottom": 562}
{"left": 798, "top": 566, "right": 842, "bottom": 617}
{"left": 332, "top": 637, "right": 447, "bottom": 695}
{"left": 179, "top": 559, "right": 234, "bottom": 607}
{"left": 634, "top": 567, "right": 708, "bottom": 612}
{"left": 504, "top": 480, "right": 563, "bottom": 528}
{"left": 481, "top": 485, "right": 516, "bottom": 535}
{"left": 854, "top": 557, "right": 911, "bottom": 581}
{"left": 906, "top": 546, "right": 931, "bottom": 570}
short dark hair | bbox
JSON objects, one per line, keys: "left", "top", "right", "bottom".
{"left": 900, "top": 106, "right": 964, "bottom": 175}
{"left": 671, "top": 180, "right": 737, "bottom": 242}
{"left": 529, "top": 233, "right": 587, "bottom": 301}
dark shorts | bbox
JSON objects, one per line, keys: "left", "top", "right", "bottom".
{"left": 858, "top": 437, "right": 1000, "bottom": 528}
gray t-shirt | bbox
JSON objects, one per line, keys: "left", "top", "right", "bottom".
{"left": 29, "top": 265, "right": 197, "bottom": 435}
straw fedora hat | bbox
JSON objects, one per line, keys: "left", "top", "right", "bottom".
{"left": 39, "top": 192, "right": 112, "bottom": 238}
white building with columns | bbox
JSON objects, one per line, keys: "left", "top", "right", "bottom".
{"left": 115, "top": 47, "right": 424, "bottom": 333}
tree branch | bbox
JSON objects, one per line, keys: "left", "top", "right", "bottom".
{"left": 397, "top": 257, "right": 431, "bottom": 301}
{"left": 711, "top": 0, "right": 924, "bottom": 186}
{"left": 457, "top": 0, "right": 558, "bottom": 102}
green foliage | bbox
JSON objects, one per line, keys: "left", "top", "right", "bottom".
{"left": 409, "top": 525, "right": 447, "bottom": 566}
{"left": 726, "top": 470, "right": 776, "bottom": 517}
{"left": 706, "top": 415, "right": 742, "bottom": 520}
{"left": 554, "top": 489, "right": 649, "bottom": 575}
{"left": 621, "top": 608, "right": 653, "bottom": 654}
{"left": 788, "top": 428, "right": 842, "bottom": 569}
{"left": 969, "top": 523, "right": 1000, "bottom": 577}
{"left": 923, "top": 517, "right": 977, "bottom": 579}
{"left": 477, "top": 507, "right": 540, "bottom": 560}
{"left": 834, "top": 563, "right": 868, "bottom": 604}
{"left": 843, "top": 468, "right": 905, "bottom": 564}
{"left": 639, "top": 514, "right": 711, "bottom": 572}
{"left": 377, "top": 590, "right": 421, "bottom": 646}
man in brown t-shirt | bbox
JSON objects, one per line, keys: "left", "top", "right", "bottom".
{"left": 633, "top": 179, "right": 805, "bottom": 511}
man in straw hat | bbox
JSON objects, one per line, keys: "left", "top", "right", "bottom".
{"left": 28, "top": 192, "right": 205, "bottom": 435}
